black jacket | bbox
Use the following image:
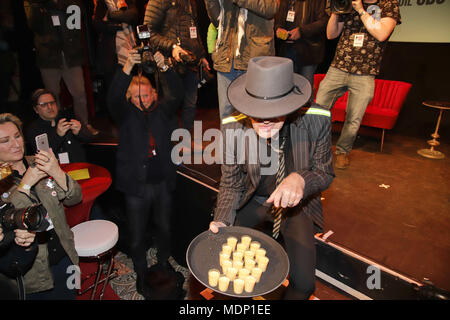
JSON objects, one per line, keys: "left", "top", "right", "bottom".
{"left": 24, "top": 0, "right": 86, "bottom": 68}
{"left": 107, "top": 68, "right": 183, "bottom": 196}
{"left": 143, "top": 0, "right": 206, "bottom": 61}
{"left": 25, "top": 112, "right": 91, "bottom": 163}
{"left": 0, "top": 231, "right": 38, "bottom": 300}
{"left": 275, "top": 0, "right": 328, "bottom": 66}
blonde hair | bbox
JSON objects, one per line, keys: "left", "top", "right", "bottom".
{"left": 126, "top": 75, "right": 154, "bottom": 101}
{"left": 0, "top": 113, "right": 23, "bottom": 136}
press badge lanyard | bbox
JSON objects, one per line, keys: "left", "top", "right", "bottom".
{"left": 286, "top": 0, "right": 296, "bottom": 23}
{"left": 183, "top": 0, "right": 197, "bottom": 39}
{"left": 353, "top": 4, "right": 369, "bottom": 47}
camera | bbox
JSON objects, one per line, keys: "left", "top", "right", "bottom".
{"left": 0, "top": 174, "right": 49, "bottom": 233}
{"left": 134, "top": 25, "right": 157, "bottom": 74}
{"left": 0, "top": 202, "right": 49, "bottom": 232}
{"left": 174, "top": 50, "right": 199, "bottom": 76}
{"left": 198, "top": 63, "right": 215, "bottom": 89}
{"left": 330, "top": 0, "right": 353, "bottom": 14}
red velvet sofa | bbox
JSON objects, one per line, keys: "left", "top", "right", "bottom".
{"left": 313, "top": 74, "right": 412, "bottom": 151}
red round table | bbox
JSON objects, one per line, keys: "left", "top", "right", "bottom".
{"left": 61, "top": 162, "right": 112, "bottom": 228}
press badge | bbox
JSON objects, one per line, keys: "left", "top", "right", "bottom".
{"left": 58, "top": 152, "right": 70, "bottom": 164}
{"left": 353, "top": 34, "right": 365, "bottom": 47}
{"left": 189, "top": 26, "right": 197, "bottom": 39}
{"left": 286, "top": 10, "right": 295, "bottom": 22}
{"left": 51, "top": 15, "right": 61, "bottom": 26}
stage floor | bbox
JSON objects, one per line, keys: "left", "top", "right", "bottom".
{"left": 89, "top": 105, "right": 450, "bottom": 298}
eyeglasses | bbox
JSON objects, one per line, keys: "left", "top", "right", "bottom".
{"left": 37, "top": 101, "right": 57, "bottom": 108}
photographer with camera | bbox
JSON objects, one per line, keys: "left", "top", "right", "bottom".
{"left": 0, "top": 212, "right": 38, "bottom": 299}
{"left": 107, "top": 48, "right": 183, "bottom": 299}
{"left": 25, "top": 88, "right": 93, "bottom": 164}
{"left": 144, "top": 0, "right": 211, "bottom": 135}
{"left": 0, "top": 113, "right": 82, "bottom": 299}
{"left": 315, "top": 0, "right": 400, "bottom": 169}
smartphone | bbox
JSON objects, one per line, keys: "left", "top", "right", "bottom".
{"left": 35, "top": 133, "right": 50, "bottom": 153}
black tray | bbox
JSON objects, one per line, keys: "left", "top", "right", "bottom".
{"left": 186, "top": 226, "right": 289, "bottom": 298}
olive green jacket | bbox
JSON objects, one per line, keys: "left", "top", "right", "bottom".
{"left": 204, "top": 0, "right": 279, "bottom": 73}
{"left": 2, "top": 173, "right": 82, "bottom": 294}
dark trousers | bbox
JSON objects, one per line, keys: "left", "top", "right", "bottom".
{"left": 235, "top": 198, "right": 316, "bottom": 300}
{"left": 125, "top": 179, "right": 173, "bottom": 277}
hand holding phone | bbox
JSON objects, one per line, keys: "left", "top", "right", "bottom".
{"left": 56, "top": 118, "right": 71, "bottom": 137}
{"left": 35, "top": 133, "right": 50, "bottom": 153}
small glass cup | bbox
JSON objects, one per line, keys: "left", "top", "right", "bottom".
{"left": 233, "top": 278, "right": 245, "bottom": 294}
{"left": 241, "top": 235, "right": 252, "bottom": 248}
{"left": 258, "top": 256, "right": 269, "bottom": 272}
{"left": 221, "top": 259, "right": 232, "bottom": 274}
{"left": 222, "top": 244, "right": 233, "bottom": 256}
{"left": 238, "top": 268, "right": 250, "bottom": 280}
{"left": 208, "top": 268, "right": 220, "bottom": 287}
{"left": 219, "top": 252, "right": 230, "bottom": 266}
{"left": 226, "top": 266, "right": 238, "bottom": 281}
{"left": 255, "top": 248, "right": 266, "bottom": 262}
{"left": 244, "top": 257, "right": 256, "bottom": 270}
{"left": 251, "top": 267, "right": 263, "bottom": 283}
{"left": 249, "top": 241, "right": 261, "bottom": 253}
{"left": 244, "top": 275, "right": 256, "bottom": 293}
{"left": 218, "top": 276, "right": 230, "bottom": 292}
{"left": 244, "top": 250, "right": 255, "bottom": 260}
{"left": 232, "top": 260, "right": 243, "bottom": 271}
{"left": 232, "top": 251, "right": 243, "bottom": 262}
{"left": 227, "top": 236, "right": 238, "bottom": 251}
{"left": 236, "top": 243, "right": 247, "bottom": 252}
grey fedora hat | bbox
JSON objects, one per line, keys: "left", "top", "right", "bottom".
{"left": 227, "top": 56, "right": 311, "bottom": 119}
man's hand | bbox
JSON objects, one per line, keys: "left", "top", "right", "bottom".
{"left": 0, "top": 226, "right": 4, "bottom": 242}
{"left": 56, "top": 118, "right": 71, "bottom": 137}
{"left": 14, "top": 229, "right": 36, "bottom": 247}
{"left": 266, "top": 172, "right": 305, "bottom": 208}
{"left": 172, "top": 44, "right": 189, "bottom": 63}
{"left": 200, "top": 57, "right": 211, "bottom": 71}
{"left": 123, "top": 49, "right": 142, "bottom": 75}
{"left": 352, "top": 0, "right": 364, "bottom": 14}
{"left": 209, "top": 221, "right": 226, "bottom": 234}
{"left": 288, "top": 27, "right": 301, "bottom": 41}
{"left": 69, "top": 119, "right": 82, "bottom": 135}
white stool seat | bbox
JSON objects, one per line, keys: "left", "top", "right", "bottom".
{"left": 71, "top": 220, "right": 119, "bottom": 257}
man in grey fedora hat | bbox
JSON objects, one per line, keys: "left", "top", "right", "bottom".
{"left": 209, "top": 56, "right": 335, "bottom": 299}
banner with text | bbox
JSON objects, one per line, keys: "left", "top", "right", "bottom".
{"left": 390, "top": 0, "right": 450, "bottom": 43}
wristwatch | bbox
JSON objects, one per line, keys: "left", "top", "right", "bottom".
{"left": 18, "top": 183, "right": 31, "bottom": 191}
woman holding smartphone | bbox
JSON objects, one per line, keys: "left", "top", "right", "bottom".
{"left": 0, "top": 113, "right": 82, "bottom": 299}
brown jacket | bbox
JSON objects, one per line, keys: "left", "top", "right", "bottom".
{"left": 2, "top": 172, "right": 82, "bottom": 294}
{"left": 204, "top": 0, "right": 279, "bottom": 72}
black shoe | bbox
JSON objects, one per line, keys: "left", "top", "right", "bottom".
{"left": 144, "top": 263, "right": 186, "bottom": 300}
